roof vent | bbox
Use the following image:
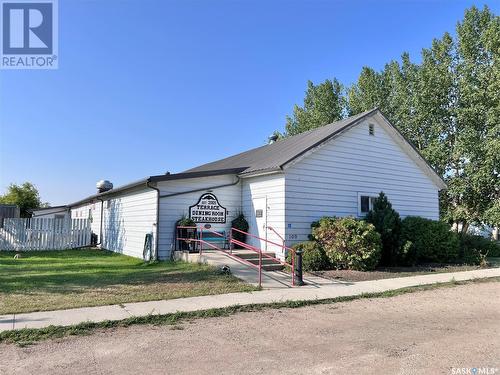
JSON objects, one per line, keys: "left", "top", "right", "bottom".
{"left": 369, "top": 124, "right": 375, "bottom": 136}
{"left": 96, "top": 180, "right": 113, "bottom": 193}
{"left": 268, "top": 134, "right": 279, "bottom": 144}
{"left": 165, "top": 171, "right": 171, "bottom": 175}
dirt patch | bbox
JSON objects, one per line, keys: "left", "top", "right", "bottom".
{"left": 312, "top": 264, "right": 483, "bottom": 282}
{"left": 1, "top": 281, "right": 498, "bottom": 374}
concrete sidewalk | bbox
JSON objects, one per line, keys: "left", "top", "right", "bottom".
{"left": 1, "top": 267, "right": 499, "bottom": 332}
{"left": 176, "top": 249, "right": 336, "bottom": 289}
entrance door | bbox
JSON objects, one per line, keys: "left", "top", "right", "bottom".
{"left": 252, "top": 197, "right": 267, "bottom": 251}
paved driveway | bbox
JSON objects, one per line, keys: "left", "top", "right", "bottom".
{"left": 1, "top": 281, "right": 499, "bottom": 375}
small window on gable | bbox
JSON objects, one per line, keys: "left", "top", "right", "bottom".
{"left": 358, "top": 193, "right": 378, "bottom": 216}
{"left": 369, "top": 124, "right": 375, "bottom": 136}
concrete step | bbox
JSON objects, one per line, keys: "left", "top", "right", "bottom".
{"left": 231, "top": 249, "right": 285, "bottom": 271}
{"left": 232, "top": 250, "right": 276, "bottom": 259}
{"left": 262, "top": 263, "right": 285, "bottom": 271}
{"left": 245, "top": 257, "right": 282, "bottom": 266}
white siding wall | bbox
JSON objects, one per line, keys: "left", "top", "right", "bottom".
{"left": 72, "top": 188, "right": 157, "bottom": 259}
{"left": 71, "top": 201, "right": 102, "bottom": 240}
{"left": 157, "top": 175, "right": 241, "bottom": 260}
{"left": 101, "top": 188, "right": 157, "bottom": 258}
{"left": 242, "top": 174, "right": 286, "bottom": 257}
{"left": 32, "top": 208, "right": 70, "bottom": 220}
{"left": 284, "top": 119, "right": 441, "bottom": 246}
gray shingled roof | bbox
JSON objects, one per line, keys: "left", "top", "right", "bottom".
{"left": 65, "top": 107, "right": 446, "bottom": 208}
{"left": 184, "top": 109, "right": 377, "bottom": 175}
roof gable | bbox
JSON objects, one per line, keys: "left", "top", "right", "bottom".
{"left": 184, "top": 108, "right": 446, "bottom": 189}
{"left": 282, "top": 111, "right": 446, "bottom": 190}
{"left": 183, "top": 109, "right": 377, "bottom": 176}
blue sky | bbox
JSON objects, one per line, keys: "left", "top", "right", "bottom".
{"left": 0, "top": 0, "right": 497, "bottom": 205}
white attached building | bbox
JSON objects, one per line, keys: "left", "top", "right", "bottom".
{"left": 30, "top": 205, "right": 70, "bottom": 219}
{"left": 35, "top": 109, "right": 446, "bottom": 260}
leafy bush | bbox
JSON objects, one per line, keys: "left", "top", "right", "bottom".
{"left": 286, "top": 241, "right": 330, "bottom": 271}
{"left": 231, "top": 213, "right": 249, "bottom": 246}
{"left": 489, "top": 241, "right": 500, "bottom": 257}
{"left": 308, "top": 220, "right": 321, "bottom": 240}
{"left": 365, "top": 192, "right": 402, "bottom": 265}
{"left": 401, "top": 217, "right": 459, "bottom": 264}
{"left": 176, "top": 216, "right": 196, "bottom": 251}
{"left": 177, "top": 216, "right": 195, "bottom": 227}
{"left": 312, "top": 217, "right": 381, "bottom": 271}
{"left": 458, "top": 233, "right": 500, "bottom": 265}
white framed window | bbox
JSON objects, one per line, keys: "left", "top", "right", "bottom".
{"left": 357, "top": 192, "right": 378, "bottom": 216}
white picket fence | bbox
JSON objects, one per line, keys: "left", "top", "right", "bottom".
{"left": 0, "top": 218, "right": 92, "bottom": 251}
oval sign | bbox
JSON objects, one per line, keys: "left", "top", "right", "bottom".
{"left": 189, "top": 193, "right": 227, "bottom": 224}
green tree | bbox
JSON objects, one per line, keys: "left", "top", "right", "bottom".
{"left": 0, "top": 182, "right": 47, "bottom": 217}
{"left": 443, "top": 6, "right": 500, "bottom": 231}
{"left": 347, "top": 67, "right": 388, "bottom": 115}
{"left": 285, "top": 79, "right": 346, "bottom": 136}
{"left": 286, "top": 6, "right": 499, "bottom": 233}
{"left": 366, "top": 192, "right": 402, "bottom": 266}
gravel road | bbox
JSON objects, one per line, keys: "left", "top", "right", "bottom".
{"left": 1, "top": 281, "right": 499, "bottom": 375}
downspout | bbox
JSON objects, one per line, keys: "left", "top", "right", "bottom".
{"left": 96, "top": 198, "right": 104, "bottom": 246}
{"left": 146, "top": 180, "right": 160, "bottom": 261}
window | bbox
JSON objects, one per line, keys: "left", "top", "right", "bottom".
{"left": 358, "top": 193, "right": 378, "bottom": 216}
{"left": 368, "top": 124, "right": 375, "bottom": 136}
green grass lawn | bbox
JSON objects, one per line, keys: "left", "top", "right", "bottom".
{"left": 0, "top": 249, "right": 257, "bottom": 315}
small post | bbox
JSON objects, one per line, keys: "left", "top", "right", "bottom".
{"left": 229, "top": 228, "right": 233, "bottom": 254}
{"left": 258, "top": 248, "right": 262, "bottom": 288}
{"left": 294, "top": 248, "right": 305, "bottom": 286}
{"left": 175, "top": 226, "right": 178, "bottom": 252}
{"left": 199, "top": 227, "right": 202, "bottom": 256}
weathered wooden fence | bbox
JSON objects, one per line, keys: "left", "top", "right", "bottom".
{"left": 0, "top": 218, "right": 92, "bottom": 251}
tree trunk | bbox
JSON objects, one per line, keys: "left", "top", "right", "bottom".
{"left": 461, "top": 222, "right": 469, "bottom": 234}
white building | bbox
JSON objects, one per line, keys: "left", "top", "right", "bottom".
{"left": 32, "top": 109, "right": 447, "bottom": 260}
{"left": 30, "top": 205, "right": 70, "bottom": 219}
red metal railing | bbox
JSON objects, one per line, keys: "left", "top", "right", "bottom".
{"left": 176, "top": 225, "right": 296, "bottom": 288}
{"left": 230, "top": 227, "right": 295, "bottom": 287}
{"left": 176, "top": 226, "right": 264, "bottom": 283}
{"left": 266, "top": 225, "right": 294, "bottom": 285}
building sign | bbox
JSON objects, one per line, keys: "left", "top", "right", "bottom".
{"left": 189, "top": 193, "right": 226, "bottom": 223}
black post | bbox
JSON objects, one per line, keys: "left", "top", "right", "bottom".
{"left": 294, "top": 249, "right": 305, "bottom": 286}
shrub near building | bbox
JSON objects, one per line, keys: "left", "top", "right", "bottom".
{"left": 457, "top": 233, "right": 500, "bottom": 265}
{"left": 401, "top": 217, "right": 459, "bottom": 264}
{"left": 312, "top": 217, "right": 382, "bottom": 271}
{"left": 291, "top": 198, "right": 499, "bottom": 273}
{"left": 287, "top": 241, "right": 331, "bottom": 272}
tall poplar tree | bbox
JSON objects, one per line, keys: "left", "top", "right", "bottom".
{"left": 282, "top": 5, "right": 499, "bottom": 231}
{"left": 285, "top": 79, "right": 346, "bottom": 136}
